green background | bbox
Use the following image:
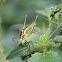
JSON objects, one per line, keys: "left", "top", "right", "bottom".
{"left": 0, "top": 0, "right": 62, "bottom": 62}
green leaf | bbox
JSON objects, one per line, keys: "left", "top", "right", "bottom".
{"left": 6, "top": 41, "right": 34, "bottom": 60}
{"left": 28, "top": 51, "right": 62, "bottom": 62}
{"left": 35, "top": 28, "right": 51, "bottom": 47}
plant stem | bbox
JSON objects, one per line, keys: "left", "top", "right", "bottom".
{"left": 47, "top": 23, "right": 62, "bottom": 47}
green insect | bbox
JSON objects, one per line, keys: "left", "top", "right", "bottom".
{"left": 12, "top": 14, "right": 49, "bottom": 54}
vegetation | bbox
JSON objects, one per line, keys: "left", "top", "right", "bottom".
{"left": 0, "top": 0, "right": 62, "bottom": 62}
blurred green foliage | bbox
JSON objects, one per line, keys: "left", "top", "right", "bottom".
{"left": 0, "top": 0, "right": 62, "bottom": 62}
{"left": 1, "top": 0, "right": 62, "bottom": 29}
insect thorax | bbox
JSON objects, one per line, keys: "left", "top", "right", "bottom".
{"left": 21, "top": 24, "right": 35, "bottom": 40}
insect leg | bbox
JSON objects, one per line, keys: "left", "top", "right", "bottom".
{"left": 12, "top": 38, "right": 20, "bottom": 48}
{"left": 23, "top": 14, "right": 28, "bottom": 29}
{"left": 35, "top": 15, "right": 51, "bottom": 23}
{"left": 25, "top": 40, "right": 32, "bottom": 55}
{"left": 34, "top": 29, "right": 44, "bottom": 35}
{"left": 35, "top": 15, "right": 38, "bottom": 23}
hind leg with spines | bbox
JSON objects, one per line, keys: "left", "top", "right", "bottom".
{"left": 25, "top": 40, "right": 32, "bottom": 55}
{"left": 34, "top": 15, "right": 50, "bottom": 34}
